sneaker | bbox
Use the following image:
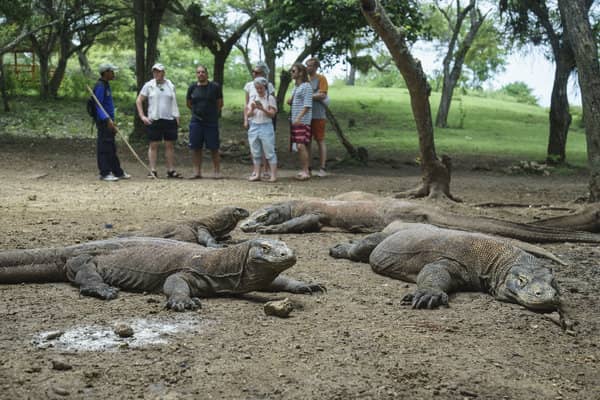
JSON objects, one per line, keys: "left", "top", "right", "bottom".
{"left": 117, "top": 172, "right": 131, "bottom": 179}
{"left": 315, "top": 168, "right": 328, "bottom": 177}
{"left": 100, "top": 173, "right": 119, "bottom": 181}
{"left": 147, "top": 170, "right": 158, "bottom": 179}
{"left": 213, "top": 172, "right": 223, "bottom": 179}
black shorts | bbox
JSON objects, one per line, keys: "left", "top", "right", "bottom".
{"left": 147, "top": 119, "right": 178, "bottom": 142}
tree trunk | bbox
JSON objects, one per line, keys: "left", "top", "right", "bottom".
{"left": 212, "top": 52, "right": 226, "bottom": 86}
{"left": 435, "top": 2, "right": 484, "bottom": 128}
{"left": 558, "top": 0, "right": 600, "bottom": 201}
{"left": 346, "top": 48, "right": 357, "bottom": 86}
{"left": 360, "top": 0, "right": 458, "bottom": 201}
{"left": 77, "top": 48, "right": 93, "bottom": 77}
{"left": 133, "top": 0, "right": 147, "bottom": 140}
{"left": 546, "top": 47, "right": 573, "bottom": 164}
{"left": 0, "top": 60, "right": 9, "bottom": 112}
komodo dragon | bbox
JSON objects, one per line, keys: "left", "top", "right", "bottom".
{"left": 0, "top": 237, "right": 324, "bottom": 311}
{"left": 239, "top": 200, "right": 600, "bottom": 243}
{"left": 122, "top": 206, "right": 249, "bottom": 247}
{"left": 329, "top": 223, "right": 563, "bottom": 313}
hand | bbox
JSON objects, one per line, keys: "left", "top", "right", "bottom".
{"left": 140, "top": 115, "right": 152, "bottom": 125}
{"left": 107, "top": 120, "right": 116, "bottom": 133}
{"left": 243, "top": 120, "right": 249, "bottom": 129}
{"left": 286, "top": 98, "right": 292, "bottom": 105}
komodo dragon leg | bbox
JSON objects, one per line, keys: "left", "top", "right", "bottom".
{"left": 329, "top": 232, "right": 390, "bottom": 262}
{"left": 65, "top": 255, "right": 119, "bottom": 300}
{"left": 196, "top": 228, "right": 225, "bottom": 248}
{"left": 265, "top": 275, "right": 326, "bottom": 294}
{"left": 163, "top": 274, "right": 203, "bottom": 312}
{"left": 400, "top": 259, "right": 466, "bottom": 309}
{"left": 257, "top": 214, "right": 322, "bottom": 234}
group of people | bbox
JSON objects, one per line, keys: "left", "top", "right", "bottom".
{"left": 92, "top": 57, "right": 329, "bottom": 183}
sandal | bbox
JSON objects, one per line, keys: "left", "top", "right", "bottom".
{"left": 167, "top": 170, "right": 183, "bottom": 179}
{"left": 147, "top": 170, "right": 158, "bottom": 179}
{"left": 187, "top": 174, "right": 202, "bottom": 180}
{"left": 248, "top": 173, "right": 260, "bottom": 182}
{"left": 295, "top": 172, "right": 310, "bottom": 181}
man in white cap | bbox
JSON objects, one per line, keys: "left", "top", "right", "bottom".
{"left": 94, "top": 63, "right": 130, "bottom": 181}
{"left": 136, "top": 63, "right": 182, "bottom": 179}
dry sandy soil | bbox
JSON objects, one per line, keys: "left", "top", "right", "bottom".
{"left": 0, "top": 137, "right": 599, "bottom": 400}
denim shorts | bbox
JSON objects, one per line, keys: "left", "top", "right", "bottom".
{"left": 189, "top": 120, "right": 220, "bottom": 150}
{"left": 248, "top": 121, "right": 277, "bottom": 164}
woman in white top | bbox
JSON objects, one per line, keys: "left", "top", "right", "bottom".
{"left": 246, "top": 77, "right": 278, "bottom": 182}
{"left": 244, "top": 61, "right": 276, "bottom": 179}
{"left": 136, "top": 63, "right": 182, "bottom": 179}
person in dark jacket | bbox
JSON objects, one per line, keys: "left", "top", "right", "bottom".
{"left": 93, "top": 63, "right": 130, "bottom": 181}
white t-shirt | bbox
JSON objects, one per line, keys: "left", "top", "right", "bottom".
{"left": 247, "top": 93, "right": 277, "bottom": 124}
{"left": 139, "top": 79, "right": 180, "bottom": 120}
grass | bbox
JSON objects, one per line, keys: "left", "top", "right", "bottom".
{"left": 0, "top": 84, "right": 589, "bottom": 169}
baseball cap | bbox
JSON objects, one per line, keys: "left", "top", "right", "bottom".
{"left": 152, "top": 63, "right": 165, "bottom": 71}
{"left": 98, "top": 63, "right": 118, "bottom": 74}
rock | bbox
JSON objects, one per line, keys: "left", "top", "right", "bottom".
{"left": 42, "top": 330, "right": 64, "bottom": 341}
{"left": 264, "top": 298, "right": 294, "bottom": 318}
{"left": 52, "top": 386, "right": 70, "bottom": 396}
{"left": 114, "top": 323, "right": 134, "bottom": 338}
{"left": 51, "top": 359, "right": 72, "bottom": 371}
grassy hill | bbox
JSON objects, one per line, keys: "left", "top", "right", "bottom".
{"left": 0, "top": 84, "right": 588, "bottom": 169}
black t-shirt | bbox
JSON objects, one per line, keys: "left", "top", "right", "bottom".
{"left": 186, "top": 81, "right": 223, "bottom": 123}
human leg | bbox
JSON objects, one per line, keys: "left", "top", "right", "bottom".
{"left": 191, "top": 149, "right": 203, "bottom": 178}
{"left": 148, "top": 141, "right": 159, "bottom": 172}
{"left": 210, "top": 149, "right": 221, "bottom": 177}
{"left": 164, "top": 140, "right": 176, "bottom": 172}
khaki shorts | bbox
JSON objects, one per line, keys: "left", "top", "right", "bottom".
{"left": 311, "top": 119, "right": 326, "bottom": 141}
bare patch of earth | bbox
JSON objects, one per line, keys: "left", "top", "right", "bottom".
{"left": 0, "top": 138, "right": 598, "bottom": 399}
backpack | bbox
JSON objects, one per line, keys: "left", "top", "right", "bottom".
{"left": 87, "top": 80, "right": 108, "bottom": 119}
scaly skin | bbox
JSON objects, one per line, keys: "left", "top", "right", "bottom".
{"left": 123, "top": 207, "right": 250, "bottom": 247}
{"left": 240, "top": 199, "right": 600, "bottom": 243}
{"left": 331, "top": 224, "right": 561, "bottom": 312}
{"left": 0, "top": 237, "right": 324, "bottom": 311}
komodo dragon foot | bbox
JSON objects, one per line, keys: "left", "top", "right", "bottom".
{"left": 329, "top": 243, "right": 351, "bottom": 259}
{"left": 402, "top": 289, "right": 449, "bottom": 309}
{"left": 166, "top": 296, "right": 203, "bottom": 312}
{"left": 79, "top": 284, "right": 119, "bottom": 300}
{"left": 289, "top": 283, "right": 327, "bottom": 294}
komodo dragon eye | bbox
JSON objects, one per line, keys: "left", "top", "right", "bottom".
{"left": 261, "top": 243, "right": 272, "bottom": 252}
{"left": 518, "top": 276, "right": 528, "bottom": 287}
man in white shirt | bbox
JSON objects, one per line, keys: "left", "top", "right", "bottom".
{"left": 136, "top": 63, "right": 182, "bottom": 179}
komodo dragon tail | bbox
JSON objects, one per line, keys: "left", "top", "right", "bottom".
{"left": 425, "top": 209, "right": 600, "bottom": 243}
{"left": 0, "top": 248, "right": 68, "bottom": 284}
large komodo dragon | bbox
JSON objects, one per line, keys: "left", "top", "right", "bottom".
{"left": 240, "top": 200, "right": 600, "bottom": 243}
{"left": 329, "top": 223, "right": 566, "bottom": 317}
{"left": 121, "top": 206, "right": 249, "bottom": 247}
{"left": 0, "top": 237, "right": 324, "bottom": 311}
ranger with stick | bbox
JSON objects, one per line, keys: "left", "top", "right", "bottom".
{"left": 92, "top": 63, "right": 130, "bottom": 181}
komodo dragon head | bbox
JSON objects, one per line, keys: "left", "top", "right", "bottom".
{"left": 495, "top": 263, "right": 560, "bottom": 311}
{"left": 240, "top": 203, "right": 292, "bottom": 232}
{"left": 239, "top": 239, "right": 297, "bottom": 289}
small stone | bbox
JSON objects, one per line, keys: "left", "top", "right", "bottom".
{"left": 264, "top": 298, "right": 294, "bottom": 318}
{"left": 114, "top": 323, "right": 134, "bottom": 338}
{"left": 43, "top": 330, "right": 64, "bottom": 341}
{"left": 51, "top": 359, "right": 72, "bottom": 371}
{"left": 27, "top": 194, "right": 37, "bottom": 201}
{"left": 52, "top": 386, "right": 70, "bottom": 396}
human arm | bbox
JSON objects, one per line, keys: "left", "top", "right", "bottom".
{"left": 135, "top": 93, "right": 151, "bottom": 125}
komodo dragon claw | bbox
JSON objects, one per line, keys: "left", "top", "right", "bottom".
{"left": 402, "top": 290, "right": 449, "bottom": 309}
{"left": 166, "top": 296, "right": 202, "bottom": 312}
{"left": 80, "top": 285, "right": 119, "bottom": 300}
{"left": 292, "top": 283, "right": 327, "bottom": 294}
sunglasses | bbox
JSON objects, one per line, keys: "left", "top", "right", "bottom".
{"left": 252, "top": 70, "right": 261, "bottom": 74}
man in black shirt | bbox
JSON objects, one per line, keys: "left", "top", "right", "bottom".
{"left": 186, "top": 65, "right": 224, "bottom": 179}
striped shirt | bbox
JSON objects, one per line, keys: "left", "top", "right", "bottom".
{"left": 290, "top": 82, "right": 312, "bottom": 125}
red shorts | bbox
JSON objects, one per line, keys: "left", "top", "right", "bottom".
{"left": 290, "top": 123, "right": 312, "bottom": 150}
{"left": 311, "top": 119, "right": 326, "bottom": 141}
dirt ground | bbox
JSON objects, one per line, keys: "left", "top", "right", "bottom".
{"left": 0, "top": 136, "right": 599, "bottom": 400}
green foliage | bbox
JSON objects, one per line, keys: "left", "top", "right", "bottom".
{"left": 499, "top": 81, "right": 538, "bottom": 105}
